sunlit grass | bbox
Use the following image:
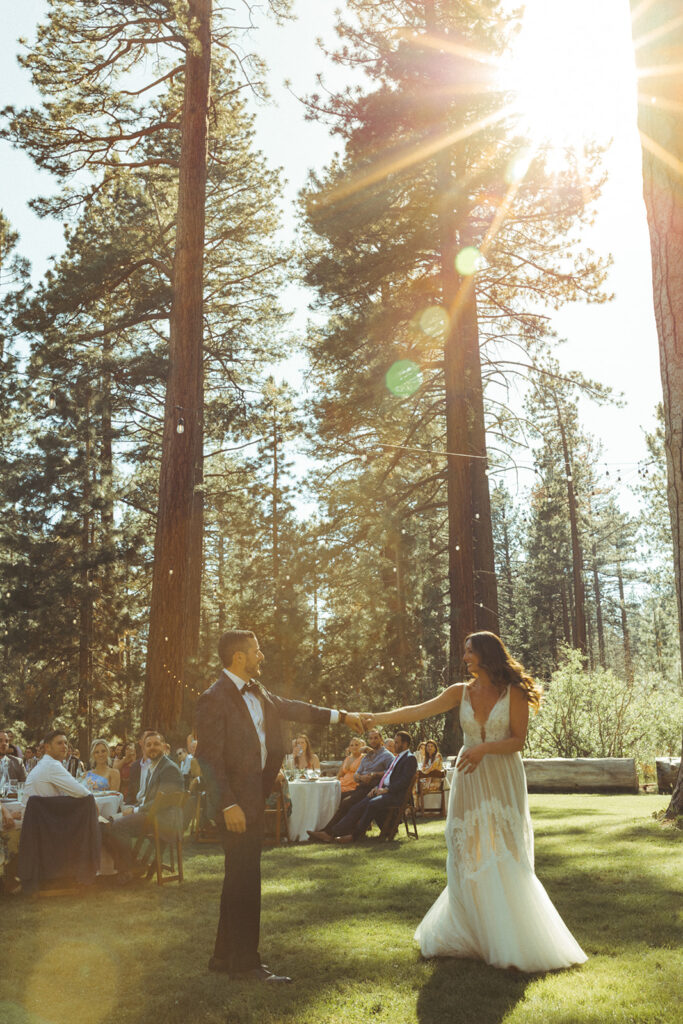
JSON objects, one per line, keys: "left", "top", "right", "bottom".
{"left": 0, "top": 794, "right": 680, "bottom": 1024}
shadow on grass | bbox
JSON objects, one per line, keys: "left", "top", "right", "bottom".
{"left": 415, "top": 958, "right": 531, "bottom": 1024}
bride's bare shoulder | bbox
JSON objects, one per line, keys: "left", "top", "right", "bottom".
{"left": 443, "top": 682, "right": 467, "bottom": 706}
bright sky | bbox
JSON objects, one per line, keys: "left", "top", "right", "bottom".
{"left": 0, "top": 0, "right": 663, "bottom": 505}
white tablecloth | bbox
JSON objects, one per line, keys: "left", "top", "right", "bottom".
{"left": 287, "top": 779, "right": 341, "bottom": 842}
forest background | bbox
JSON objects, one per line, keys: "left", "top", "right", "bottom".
{"left": 0, "top": 0, "right": 681, "bottom": 778}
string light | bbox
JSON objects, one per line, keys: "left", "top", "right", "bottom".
{"left": 48, "top": 393, "right": 56, "bottom": 410}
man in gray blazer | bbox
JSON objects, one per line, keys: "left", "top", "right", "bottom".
{"left": 100, "top": 730, "right": 183, "bottom": 882}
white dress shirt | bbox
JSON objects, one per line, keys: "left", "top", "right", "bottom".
{"left": 221, "top": 669, "right": 341, "bottom": 812}
{"left": 23, "top": 754, "right": 91, "bottom": 799}
{"left": 136, "top": 758, "right": 152, "bottom": 804}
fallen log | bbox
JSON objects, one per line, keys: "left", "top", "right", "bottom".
{"left": 523, "top": 757, "right": 639, "bottom": 793}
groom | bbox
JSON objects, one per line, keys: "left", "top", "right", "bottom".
{"left": 195, "top": 629, "right": 362, "bottom": 983}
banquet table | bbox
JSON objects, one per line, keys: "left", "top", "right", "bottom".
{"left": 286, "top": 778, "right": 341, "bottom": 842}
{"left": 1, "top": 791, "right": 124, "bottom": 876}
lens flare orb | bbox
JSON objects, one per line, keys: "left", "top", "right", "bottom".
{"left": 386, "top": 360, "right": 423, "bottom": 397}
{"left": 455, "top": 246, "right": 486, "bottom": 276}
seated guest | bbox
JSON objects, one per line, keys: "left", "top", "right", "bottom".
{"left": 83, "top": 738, "right": 121, "bottom": 793}
{"left": 416, "top": 741, "right": 427, "bottom": 767}
{"left": 6, "top": 730, "right": 22, "bottom": 758}
{"left": 418, "top": 739, "right": 443, "bottom": 795}
{"left": 24, "top": 731, "right": 91, "bottom": 798}
{"left": 309, "top": 728, "right": 393, "bottom": 841}
{"left": 125, "top": 730, "right": 154, "bottom": 806}
{"left": 311, "top": 731, "right": 416, "bottom": 844}
{"left": 0, "top": 730, "right": 27, "bottom": 784}
{"left": 292, "top": 733, "right": 320, "bottom": 772}
{"left": 114, "top": 742, "right": 137, "bottom": 803}
{"left": 25, "top": 742, "right": 44, "bottom": 773}
{"left": 336, "top": 737, "right": 364, "bottom": 793}
{"left": 100, "top": 730, "right": 183, "bottom": 884}
{"left": 1, "top": 801, "right": 22, "bottom": 892}
{"left": 65, "top": 744, "right": 85, "bottom": 778}
{"left": 177, "top": 744, "right": 196, "bottom": 785}
{"left": 384, "top": 738, "right": 396, "bottom": 754}
{"left": 113, "top": 742, "right": 124, "bottom": 761}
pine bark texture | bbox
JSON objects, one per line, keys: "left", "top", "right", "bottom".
{"left": 631, "top": 0, "right": 683, "bottom": 815}
{"left": 144, "top": 0, "right": 211, "bottom": 733}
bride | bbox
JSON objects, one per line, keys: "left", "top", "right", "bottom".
{"left": 364, "top": 631, "right": 587, "bottom": 973}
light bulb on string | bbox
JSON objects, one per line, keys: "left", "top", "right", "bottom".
{"left": 48, "top": 393, "right": 57, "bottom": 411}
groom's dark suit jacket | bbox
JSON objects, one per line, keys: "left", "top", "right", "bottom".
{"left": 195, "top": 672, "right": 332, "bottom": 825}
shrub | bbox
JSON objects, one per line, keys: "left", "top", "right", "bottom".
{"left": 526, "top": 648, "right": 683, "bottom": 764}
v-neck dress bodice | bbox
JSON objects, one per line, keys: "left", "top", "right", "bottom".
{"left": 414, "top": 683, "right": 587, "bottom": 972}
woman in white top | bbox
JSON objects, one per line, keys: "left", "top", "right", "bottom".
{"left": 365, "top": 631, "right": 587, "bottom": 973}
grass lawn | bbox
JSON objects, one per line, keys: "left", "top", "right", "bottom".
{"left": 1, "top": 794, "right": 680, "bottom": 1024}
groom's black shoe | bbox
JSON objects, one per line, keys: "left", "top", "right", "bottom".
{"left": 237, "top": 965, "right": 292, "bottom": 984}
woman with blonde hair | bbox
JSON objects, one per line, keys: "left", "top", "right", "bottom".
{"left": 364, "top": 631, "right": 586, "bottom": 973}
{"left": 336, "top": 736, "right": 364, "bottom": 793}
{"left": 83, "top": 738, "right": 121, "bottom": 793}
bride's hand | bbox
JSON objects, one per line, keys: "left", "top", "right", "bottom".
{"left": 457, "top": 745, "right": 485, "bottom": 774}
{"left": 360, "top": 713, "right": 375, "bottom": 731}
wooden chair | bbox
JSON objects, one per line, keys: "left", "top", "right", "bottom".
{"left": 378, "top": 771, "right": 419, "bottom": 841}
{"left": 416, "top": 768, "right": 447, "bottom": 817}
{"left": 191, "top": 786, "right": 220, "bottom": 844}
{"left": 263, "top": 777, "right": 289, "bottom": 846}
{"left": 133, "top": 790, "right": 189, "bottom": 885}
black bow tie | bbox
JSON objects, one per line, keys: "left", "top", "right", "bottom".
{"left": 240, "top": 680, "right": 259, "bottom": 696}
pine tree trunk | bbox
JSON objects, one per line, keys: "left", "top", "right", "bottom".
{"left": 560, "top": 575, "right": 571, "bottom": 647}
{"left": 556, "top": 403, "right": 587, "bottom": 655}
{"left": 631, "top": 0, "right": 683, "bottom": 818}
{"left": 77, "top": 390, "right": 93, "bottom": 754}
{"left": 592, "top": 538, "right": 606, "bottom": 668}
{"left": 616, "top": 554, "right": 634, "bottom": 685}
{"left": 467, "top": 289, "right": 499, "bottom": 634}
{"left": 144, "top": 0, "right": 211, "bottom": 733}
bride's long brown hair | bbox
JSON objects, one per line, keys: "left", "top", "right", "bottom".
{"left": 465, "top": 632, "right": 543, "bottom": 712}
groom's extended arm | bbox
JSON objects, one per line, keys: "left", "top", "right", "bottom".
{"left": 266, "top": 691, "right": 363, "bottom": 733}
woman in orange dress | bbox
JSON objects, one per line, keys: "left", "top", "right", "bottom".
{"left": 336, "top": 737, "right": 364, "bottom": 793}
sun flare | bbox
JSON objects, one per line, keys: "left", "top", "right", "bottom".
{"left": 502, "top": 0, "right": 637, "bottom": 164}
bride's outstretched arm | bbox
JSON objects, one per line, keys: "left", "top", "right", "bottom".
{"left": 364, "top": 683, "right": 463, "bottom": 728}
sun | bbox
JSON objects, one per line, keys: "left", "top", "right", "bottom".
{"left": 501, "top": 0, "right": 637, "bottom": 165}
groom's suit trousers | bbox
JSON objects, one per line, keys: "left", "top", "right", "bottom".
{"left": 214, "top": 814, "right": 265, "bottom": 972}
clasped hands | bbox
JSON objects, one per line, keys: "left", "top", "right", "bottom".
{"left": 347, "top": 712, "right": 375, "bottom": 733}
{"left": 345, "top": 712, "right": 375, "bottom": 734}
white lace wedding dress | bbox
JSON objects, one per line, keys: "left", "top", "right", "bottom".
{"left": 415, "top": 685, "right": 587, "bottom": 972}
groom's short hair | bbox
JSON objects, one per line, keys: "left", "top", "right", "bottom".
{"left": 394, "top": 730, "right": 412, "bottom": 750}
{"left": 219, "top": 629, "right": 256, "bottom": 667}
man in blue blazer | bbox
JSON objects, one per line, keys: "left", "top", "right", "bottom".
{"left": 314, "top": 730, "right": 417, "bottom": 843}
{"left": 195, "top": 629, "right": 362, "bottom": 984}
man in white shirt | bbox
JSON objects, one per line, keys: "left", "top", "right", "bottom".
{"left": 23, "top": 731, "right": 91, "bottom": 799}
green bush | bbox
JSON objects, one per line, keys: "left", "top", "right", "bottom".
{"left": 526, "top": 647, "right": 683, "bottom": 764}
